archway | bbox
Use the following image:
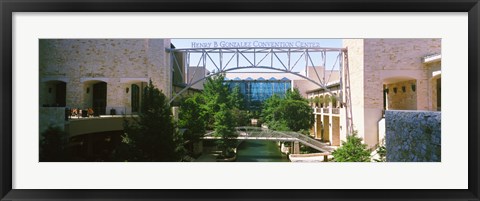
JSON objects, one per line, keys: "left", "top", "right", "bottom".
{"left": 42, "top": 80, "right": 66, "bottom": 107}
{"left": 93, "top": 82, "right": 107, "bottom": 115}
{"left": 382, "top": 76, "right": 418, "bottom": 110}
{"left": 83, "top": 80, "right": 107, "bottom": 115}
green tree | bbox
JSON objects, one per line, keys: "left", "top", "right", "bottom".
{"left": 200, "top": 74, "right": 239, "bottom": 157}
{"left": 230, "top": 108, "right": 251, "bottom": 127}
{"left": 261, "top": 89, "right": 314, "bottom": 132}
{"left": 278, "top": 99, "right": 314, "bottom": 131}
{"left": 202, "top": 74, "right": 230, "bottom": 130}
{"left": 214, "top": 103, "right": 238, "bottom": 157}
{"left": 332, "top": 131, "right": 371, "bottom": 162}
{"left": 229, "top": 85, "right": 246, "bottom": 110}
{"left": 40, "top": 126, "right": 67, "bottom": 162}
{"left": 178, "top": 93, "right": 206, "bottom": 143}
{"left": 228, "top": 85, "right": 250, "bottom": 126}
{"left": 118, "top": 80, "right": 183, "bottom": 162}
{"left": 178, "top": 93, "right": 206, "bottom": 155}
{"left": 261, "top": 94, "right": 282, "bottom": 125}
{"left": 285, "top": 88, "right": 304, "bottom": 101}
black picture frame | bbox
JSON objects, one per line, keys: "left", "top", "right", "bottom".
{"left": 1, "top": 0, "right": 479, "bottom": 200}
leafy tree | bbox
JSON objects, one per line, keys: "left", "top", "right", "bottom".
{"left": 332, "top": 131, "right": 371, "bottom": 162}
{"left": 118, "top": 80, "right": 183, "bottom": 162}
{"left": 231, "top": 108, "right": 251, "bottom": 127}
{"left": 227, "top": 85, "right": 250, "bottom": 127}
{"left": 261, "top": 94, "right": 282, "bottom": 125}
{"left": 278, "top": 99, "right": 314, "bottom": 131}
{"left": 202, "top": 74, "right": 230, "bottom": 130}
{"left": 40, "top": 125, "right": 67, "bottom": 162}
{"left": 285, "top": 88, "right": 304, "bottom": 101}
{"left": 214, "top": 103, "right": 238, "bottom": 157}
{"left": 178, "top": 93, "right": 206, "bottom": 143}
{"left": 177, "top": 93, "right": 206, "bottom": 155}
{"left": 200, "top": 74, "right": 240, "bottom": 157}
{"left": 268, "top": 119, "right": 290, "bottom": 131}
{"left": 261, "top": 89, "right": 314, "bottom": 132}
{"left": 229, "top": 85, "right": 246, "bottom": 110}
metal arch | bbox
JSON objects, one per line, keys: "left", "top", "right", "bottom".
{"left": 167, "top": 47, "right": 348, "bottom": 104}
{"left": 168, "top": 46, "right": 354, "bottom": 138}
{"left": 169, "top": 66, "right": 340, "bottom": 104}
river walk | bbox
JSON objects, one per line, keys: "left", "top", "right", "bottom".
{"left": 194, "top": 140, "right": 289, "bottom": 162}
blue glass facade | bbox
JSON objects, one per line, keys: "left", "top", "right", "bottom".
{"left": 225, "top": 77, "right": 292, "bottom": 110}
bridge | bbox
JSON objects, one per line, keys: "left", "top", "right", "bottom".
{"left": 202, "top": 126, "right": 335, "bottom": 154}
{"left": 167, "top": 46, "right": 354, "bottom": 136}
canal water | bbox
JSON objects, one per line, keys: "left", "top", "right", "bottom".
{"left": 236, "top": 140, "right": 289, "bottom": 162}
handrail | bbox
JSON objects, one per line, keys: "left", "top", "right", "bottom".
{"left": 204, "top": 126, "right": 334, "bottom": 153}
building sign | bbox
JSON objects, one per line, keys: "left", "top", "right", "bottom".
{"left": 191, "top": 41, "right": 322, "bottom": 48}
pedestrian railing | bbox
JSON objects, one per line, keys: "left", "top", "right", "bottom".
{"left": 203, "top": 126, "right": 334, "bottom": 153}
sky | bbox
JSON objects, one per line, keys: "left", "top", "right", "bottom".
{"left": 171, "top": 39, "right": 343, "bottom": 75}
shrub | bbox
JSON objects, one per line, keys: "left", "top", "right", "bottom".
{"left": 332, "top": 131, "right": 371, "bottom": 162}
{"left": 40, "top": 126, "right": 67, "bottom": 162}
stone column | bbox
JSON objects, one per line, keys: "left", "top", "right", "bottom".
{"left": 293, "top": 141, "right": 300, "bottom": 154}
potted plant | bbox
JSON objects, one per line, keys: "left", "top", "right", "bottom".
{"left": 313, "top": 96, "right": 320, "bottom": 107}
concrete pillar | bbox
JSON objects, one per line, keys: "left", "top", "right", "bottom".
{"left": 323, "top": 114, "right": 330, "bottom": 143}
{"left": 329, "top": 113, "right": 333, "bottom": 144}
{"left": 315, "top": 114, "right": 322, "bottom": 139}
{"left": 172, "top": 106, "right": 180, "bottom": 121}
{"left": 416, "top": 78, "right": 429, "bottom": 110}
{"left": 293, "top": 141, "right": 300, "bottom": 154}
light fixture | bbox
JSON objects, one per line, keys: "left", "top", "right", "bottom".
{"left": 126, "top": 87, "right": 129, "bottom": 93}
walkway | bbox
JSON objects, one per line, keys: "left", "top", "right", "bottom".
{"left": 203, "top": 126, "right": 335, "bottom": 153}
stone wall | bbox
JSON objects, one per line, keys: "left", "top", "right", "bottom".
{"left": 385, "top": 110, "right": 441, "bottom": 162}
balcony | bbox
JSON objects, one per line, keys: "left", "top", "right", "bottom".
{"left": 322, "top": 108, "right": 329, "bottom": 113}
{"left": 67, "top": 116, "right": 137, "bottom": 137}
{"left": 67, "top": 106, "right": 130, "bottom": 119}
{"left": 332, "top": 108, "right": 340, "bottom": 114}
